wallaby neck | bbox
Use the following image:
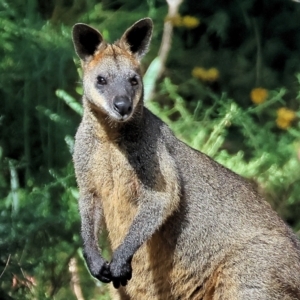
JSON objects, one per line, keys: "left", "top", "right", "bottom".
{"left": 83, "top": 96, "right": 145, "bottom": 143}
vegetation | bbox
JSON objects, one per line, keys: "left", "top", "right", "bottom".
{"left": 0, "top": 0, "right": 300, "bottom": 299}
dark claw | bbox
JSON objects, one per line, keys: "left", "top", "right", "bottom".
{"left": 113, "top": 279, "right": 120, "bottom": 289}
{"left": 120, "top": 278, "right": 128, "bottom": 286}
{"left": 97, "top": 273, "right": 111, "bottom": 283}
{"left": 127, "top": 271, "right": 132, "bottom": 281}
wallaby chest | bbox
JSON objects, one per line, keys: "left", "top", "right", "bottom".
{"left": 90, "top": 138, "right": 140, "bottom": 248}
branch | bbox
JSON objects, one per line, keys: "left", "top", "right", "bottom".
{"left": 144, "top": 0, "right": 184, "bottom": 101}
{"left": 69, "top": 257, "right": 85, "bottom": 300}
{"left": 0, "top": 254, "right": 11, "bottom": 278}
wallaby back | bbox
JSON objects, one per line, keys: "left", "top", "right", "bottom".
{"left": 72, "top": 18, "right": 300, "bottom": 299}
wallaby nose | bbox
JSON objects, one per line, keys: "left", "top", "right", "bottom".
{"left": 113, "top": 96, "right": 132, "bottom": 117}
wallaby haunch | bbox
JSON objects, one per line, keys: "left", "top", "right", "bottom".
{"left": 72, "top": 18, "right": 300, "bottom": 299}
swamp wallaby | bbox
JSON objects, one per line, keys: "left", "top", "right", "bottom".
{"left": 72, "top": 18, "right": 300, "bottom": 299}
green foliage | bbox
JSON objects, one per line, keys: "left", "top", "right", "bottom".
{"left": 0, "top": 0, "right": 82, "bottom": 299}
{"left": 0, "top": 0, "right": 300, "bottom": 299}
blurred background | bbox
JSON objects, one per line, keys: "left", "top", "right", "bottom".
{"left": 1, "top": 0, "right": 300, "bottom": 299}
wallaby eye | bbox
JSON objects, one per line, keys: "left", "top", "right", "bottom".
{"left": 129, "top": 77, "right": 138, "bottom": 86}
{"left": 97, "top": 76, "right": 107, "bottom": 85}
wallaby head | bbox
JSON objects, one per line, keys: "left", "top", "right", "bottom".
{"left": 72, "top": 19, "right": 153, "bottom": 122}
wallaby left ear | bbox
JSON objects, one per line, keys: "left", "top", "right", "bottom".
{"left": 120, "top": 18, "right": 153, "bottom": 59}
{"left": 72, "top": 23, "right": 105, "bottom": 61}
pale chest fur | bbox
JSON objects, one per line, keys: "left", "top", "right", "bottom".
{"left": 90, "top": 140, "right": 140, "bottom": 249}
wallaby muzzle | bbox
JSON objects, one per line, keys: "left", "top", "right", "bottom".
{"left": 113, "top": 96, "right": 132, "bottom": 118}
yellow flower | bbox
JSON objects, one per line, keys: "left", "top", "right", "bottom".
{"left": 192, "top": 67, "right": 206, "bottom": 79}
{"left": 205, "top": 68, "right": 219, "bottom": 81}
{"left": 165, "top": 15, "right": 200, "bottom": 29}
{"left": 192, "top": 67, "right": 219, "bottom": 82}
{"left": 276, "top": 107, "right": 296, "bottom": 129}
{"left": 250, "top": 88, "right": 268, "bottom": 104}
{"left": 181, "top": 16, "right": 200, "bottom": 29}
{"left": 165, "top": 14, "right": 182, "bottom": 27}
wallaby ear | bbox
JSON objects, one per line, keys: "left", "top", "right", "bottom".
{"left": 72, "top": 23, "right": 104, "bottom": 61}
{"left": 120, "top": 18, "right": 153, "bottom": 59}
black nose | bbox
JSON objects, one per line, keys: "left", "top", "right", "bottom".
{"left": 113, "top": 96, "right": 132, "bottom": 116}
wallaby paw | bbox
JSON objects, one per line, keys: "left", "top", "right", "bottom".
{"left": 90, "top": 260, "right": 112, "bottom": 283}
{"left": 109, "top": 255, "right": 132, "bottom": 289}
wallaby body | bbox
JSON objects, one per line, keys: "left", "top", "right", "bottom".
{"left": 72, "top": 19, "right": 300, "bottom": 299}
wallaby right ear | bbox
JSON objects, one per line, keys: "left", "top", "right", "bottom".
{"left": 119, "top": 18, "right": 153, "bottom": 60}
{"left": 72, "top": 23, "right": 104, "bottom": 61}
